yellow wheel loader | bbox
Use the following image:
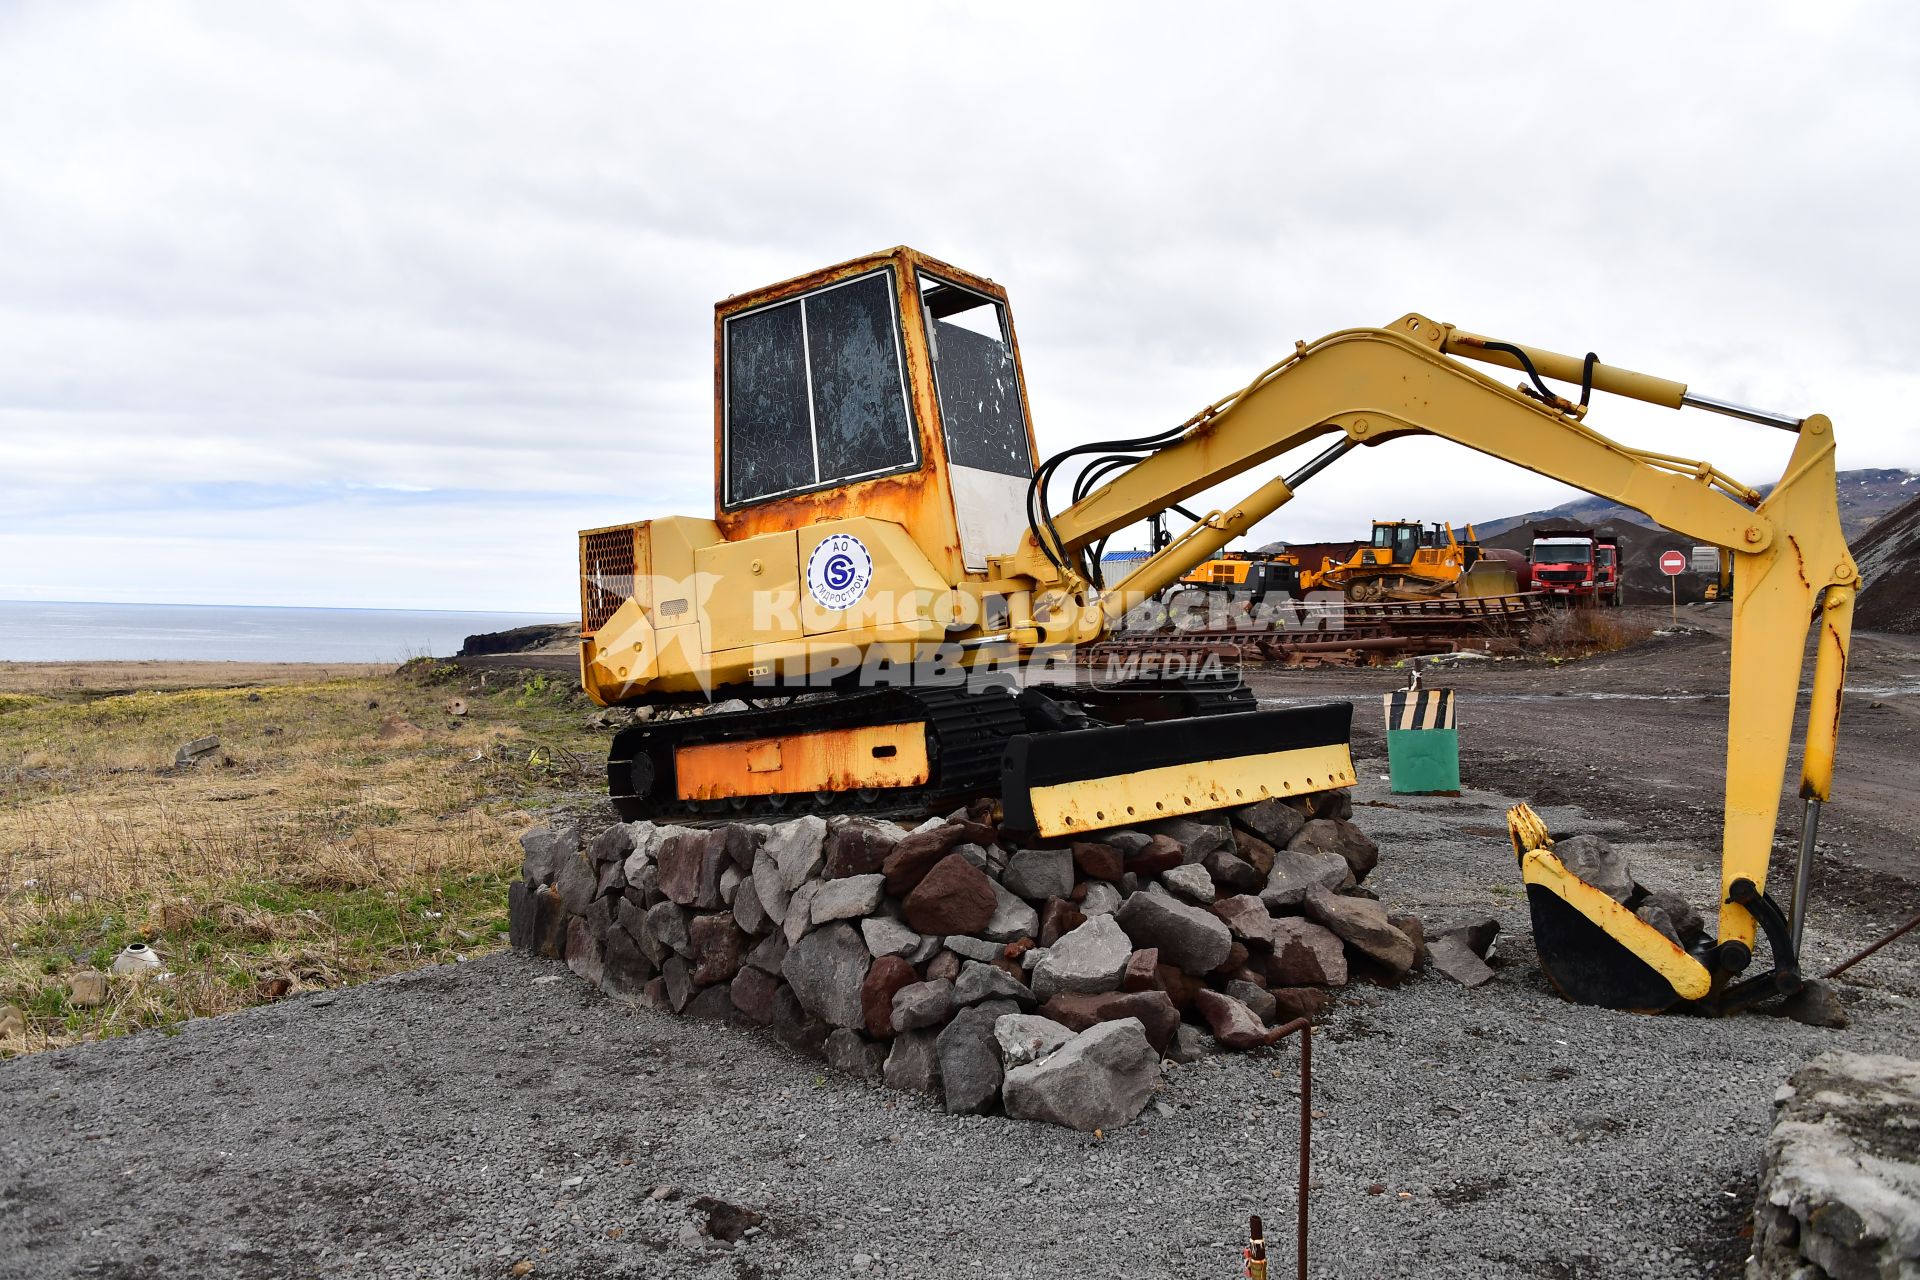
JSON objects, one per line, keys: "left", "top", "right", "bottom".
{"left": 577, "top": 246, "right": 1854, "bottom": 1016}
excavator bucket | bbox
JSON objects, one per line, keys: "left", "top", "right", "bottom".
{"left": 1000, "top": 701, "right": 1356, "bottom": 838}
{"left": 1507, "top": 804, "right": 1801, "bottom": 1015}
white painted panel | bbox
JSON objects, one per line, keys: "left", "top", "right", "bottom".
{"left": 950, "top": 464, "right": 1031, "bottom": 572}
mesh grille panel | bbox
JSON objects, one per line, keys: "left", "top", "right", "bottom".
{"left": 582, "top": 528, "right": 637, "bottom": 633}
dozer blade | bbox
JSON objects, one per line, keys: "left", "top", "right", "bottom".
{"left": 1000, "top": 701, "right": 1355, "bottom": 839}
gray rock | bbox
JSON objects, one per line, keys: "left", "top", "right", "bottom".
{"left": 993, "top": 1013, "right": 1075, "bottom": 1068}
{"left": 1020, "top": 946, "right": 1048, "bottom": 972}
{"left": 943, "top": 934, "right": 1003, "bottom": 963}
{"left": 771, "top": 984, "right": 829, "bottom": 1059}
{"left": 1232, "top": 798, "right": 1306, "bottom": 849}
{"left": 1637, "top": 889, "right": 1704, "bottom": 940}
{"left": 553, "top": 843, "right": 600, "bottom": 916}
{"left": 1162, "top": 863, "right": 1216, "bottom": 905}
{"left": 890, "top": 979, "right": 955, "bottom": 1033}
{"left": 751, "top": 852, "right": 791, "bottom": 929}
{"left": 718, "top": 865, "right": 742, "bottom": 907}
{"left": 1428, "top": 933, "right": 1495, "bottom": 988}
{"left": 1260, "top": 848, "right": 1354, "bottom": 910}
{"left": 809, "top": 873, "right": 885, "bottom": 925}
{"left": 1202, "top": 847, "right": 1264, "bottom": 895}
{"left": 174, "top": 734, "right": 221, "bottom": 767}
{"left": 824, "top": 1028, "right": 887, "bottom": 1080}
{"left": 1001, "top": 1018, "right": 1161, "bottom": 1132}
{"left": 1551, "top": 833, "right": 1634, "bottom": 904}
{"left": 860, "top": 915, "right": 921, "bottom": 959}
{"left": 1764, "top": 979, "right": 1851, "bottom": 1030}
{"left": 1031, "top": 915, "right": 1131, "bottom": 1002}
{"left": 956, "top": 842, "right": 989, "bottom": 872}
{"left": 780, "top": 922, "right": 872, "bottom": 1029}
{"left": 954, "top": 960, "right": 1035, "bottom": 1009}
{"left": 936, "top": 1000, "right": 1018, "bottom": 1115}
{"left": 783, "top": 881, "right": 824, "bottom": 945}
{"left": 882, "top": 1029, "right": 942, "bottom": 1093}
{"left": 1114, "top": 890, "right": 1232, "bottom": 975}
{"left": 745, "top": 930, "right": 788, "bottom": 975}
{"left": 1144, "top": 815, "right": 1233, "bottom": 862}
{"left": 1750, "top": 1051, "right": 1919, "bottom": 1279}
{"left": 1002, "top": 849, "right": 1074, "bottom": 902}
{"left": 661, "top": 954, "right": 694, "bottom": 1012}
{"left": 981, "top": 882, "right": 1040, "bottom": 943}
{"left": 641, "top": 901, "right": 690, "bottom": 964}
{"left": 522, "top": 822, "right": 579, "bottom": 887}
{"left": 625, "top": 860, "right": 661, "bottom": 910}
{"left": 905, "top": 933, "right": 943, "bottom": 966}
{"left": 1434, "top": 916, "right": 1500, "bottom": 960}
{"left": 1286, "top": 818, "right": 1380, "bottom": 882}
{"left": 1167, "top": 1022, "right": 1215, "bottom": 1064}
{"left": 1636, "top": 903, "right": 1683, "bottom": 946}
{"left": 731, "top": 874, "right": 770, "bottom": 937}
{"left": 763, "top": 815, "right": 829, "bottom": 891}
{"left": 1302, "top": 887, "right": 1416, "bottom": 974}
{"left": 1079, "top": 882, "right": 1123, "bottom": 917}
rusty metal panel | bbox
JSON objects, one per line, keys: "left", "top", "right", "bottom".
{"left": 673, "top": 722, "right": 930, "bottom": 800}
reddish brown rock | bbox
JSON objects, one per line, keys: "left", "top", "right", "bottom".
{"left": 901, "top": 853, "right": 997, "bottom": 935}
{"left": 1004, "top": 937, "right": 1035, "bottom": 961}
{"left": 824, "top": 816, "right": 901, "bottom": 880}
{"left": 1388, "top": 912, "right": 1427, "bottom": 970}
{"left": 1265, "top": 918, "right": 1348, "bottom": 987}
{"left": 1071, "top": 841, "right": 1124, "bottom": 883}
{"left": 1233, "top": 829, "right": 1277, "bottom": 879}
{"left": 1039, "top": 897, "right": 1086, "bottom": 948}
{"left": 1288, "top": 818, "right": 1379, "bottom": 882}
{"left": 1124, "top": 834, "right": 1184, "bottom": 878}
{"left": 882, "top": 824, "right": 971, "bottom": 896}
{"left": 1068, "top": 881, "right": 1091, "bottom": 903}
{"left": 1155, "top": 963, "right": 1205, "bottom": 1014}
{"left": 1122, "top": 948, "right": 1160, "bottom": 992}
{"left": 1269, "top": 986, "right": 1331, "bottom": 1022}
{"left": 1194, "top": 989, "right": 1283, "bottom": 1049}
{"left": 687, "top": 914, "right": 747, "bottom": 986}
{"left": 861, "top": 955, "right": 919, "bottom": 1040}
{"left": 658, "top": 830, "right": 728, "bottom": 909}
{"left": 730, "top": 965, "right": 781, "bottom": 1025}
{"left": 1211, "top": 941, "right": 1250, "bottom": 977}
{"left": 1039, "top": 989, "right": 1181, "bottom": 1052}
{"left": 1212, "top": 895, "right": 1280, "bottom": 949}
{"left": 926, "top": 949, "right": 963, "bottom": 983}
{"left": 717, "top": 823, "right": 761, "bottom": 874}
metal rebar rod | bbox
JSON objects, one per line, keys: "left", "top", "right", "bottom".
{"left": 1269, "top": 1015, "right": 1313, "bottom": 1280}
{"left": 1824, "top": 908, "right": 1920, "bottom": 980}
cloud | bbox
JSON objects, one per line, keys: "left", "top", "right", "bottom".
{"left": 0, "top": 1, "right": 1914, "bottom": 611}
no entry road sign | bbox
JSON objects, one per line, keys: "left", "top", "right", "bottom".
{"left": 1659, "top": 550, "right": 1687, "bottom": 576}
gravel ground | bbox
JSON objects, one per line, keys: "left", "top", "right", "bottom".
{"left": 4, "top": 772, "right": 1916, "bottom": 1280}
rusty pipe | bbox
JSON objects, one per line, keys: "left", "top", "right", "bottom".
{"left": 1824, "top": 907, "right": 1920, "bottom": 981}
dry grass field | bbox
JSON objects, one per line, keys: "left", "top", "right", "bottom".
{"left": 0, "top": 658, "right": 604, "bottom": 1056}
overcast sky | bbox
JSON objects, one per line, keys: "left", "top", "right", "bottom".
{"left": 2, "top": 2, "right": 1915, "bottom": 613}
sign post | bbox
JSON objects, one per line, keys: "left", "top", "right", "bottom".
{"left": 1659, "top": 549, "right": 1687, "bottom": 623}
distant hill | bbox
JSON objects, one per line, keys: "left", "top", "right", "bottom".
{"left": 1854, "top": 489, "right": 1920, "bottom": 634}
{"left": 1471, "top": 468, "right": 1918, "bottom": 542}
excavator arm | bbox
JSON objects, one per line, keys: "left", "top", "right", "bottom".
{"left": 1015, "top": 313, "right": 1855, "bottom": 1011}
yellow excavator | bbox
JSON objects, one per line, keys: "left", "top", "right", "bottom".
{"left": 577, "top": 246, "right": 1854, "bottom": 1016}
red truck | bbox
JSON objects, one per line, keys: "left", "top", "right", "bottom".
{"left": 1529, "top": 527, "right": 1617, "bottom": 604}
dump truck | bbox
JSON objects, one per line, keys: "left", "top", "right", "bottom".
{"left": 1529, "top": 527, "right": 1602, "bottom": 601}
{"left": 577, "top": 245, "right": 1855, "bottom": 1015}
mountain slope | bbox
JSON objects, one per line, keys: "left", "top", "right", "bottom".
{"left": 1471, "top": 468, "right": 1917, "bottom": 542}
{"left": 1853, "top": 489, "right": 1920, "bottom": 634}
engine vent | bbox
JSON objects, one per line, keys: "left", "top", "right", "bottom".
{"left": 581, "top": 527, "right": 638, "bottom": 633}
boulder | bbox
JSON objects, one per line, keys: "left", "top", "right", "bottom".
{"left": 771, "top": 984, "right": 829, "bottom": 1059}
{"left": 1286, "top": 819, "right": 1379, "bottom": 882}
{"left": 750, "top": 853, "right": 791, "bottom": 929}
{"left": 936, "top": 1001, "right": 1018, "bottom": 1115}
{"left": 1031, "top": 915, "right": 1132, "bottom": 1002}
{"left": 1551, "top": 833, "right": 1634, "bottom": 904}
{"left": 824, "top": 1028, "right": 888, "bottom": 1080}
{"left": 901, "top": 854, "right": 997, "bottom": 936}
{"left": 763, "top": 815, "right": 829, "bottom": 891}
{"left": 1167, "top": 1022, "right": 1215, "bottom": 1064}
{"left": 1750, "top": 1051, "right": 1920, "bottom": 1280}
{"left": 1225, "top": 979, "right": 1278, "bottom": 1026}
{"left": 1434, "top": 916, "right": 1500, "bottom": 959}
{"left": 641, "top": 900, "right": 690, "bottom": 964}
{"left": 1162, "top": 863, "right": 1216, "bottom": 905}
{"left": 781, "top": 922, "right": 872, "bottom": 1029}
{"left": 1124, "top": 835, "right": 1185, "bottom": 877}
{"left": 981, "top": 881, "right": 1040, "bottom": 943}
{"left": 1155, "top": 964, "right": 1205, "bottom": 1014}
{"left": 1115, "top": 891, "right": 1233, "bottom": 975}
{"left": 1428, "top": 933, "right": 1495, "bottom": 988}
{"left": 527, "top": 885, "right": 568, "bottom": 959}
{"left": 1145, "top": 815, "right": 1233, "bottom": 862}
{"left": 686, "top": 915, "right": 746, "bottom": 986}
{"left": 1260, "top": 848, "right": 1354, "bottom": 911}
{"left": 661, "top": 954, "right": 694, "bottom": 1013}
{"left": 1001, "top": 1019, "right": 1161, "bottom": 1133}
{"left": 519, "top": 821, "right": 578, "bottom": 887}
{"left": 1303, "top": 887, "right": 1416, "bottom": 975}
{"left": 1121, "top": 948, "right": 1159, "bottom": 992}
{"left": 891, "top": 979, "right": 956, "bottom": 1033}
{"left": 1038, "top": 897, "right": 1086, "bottom": 948}
{"left": 1763, "top": 979, "right": 1851, "bottom": 1030}
{"left": 1231, "top": 828, "right": 1277, "bottom": 878}
{"left": 1003, "top": 849, "right": 1074, "bottom": 902}
{"left": 882, "top": 823, "right": 972, "bottom": 896}
{"left": 861, "top": 955, "right": 918, "bottom": 1040}
{"left": 1072, "top": 842, "right": 1124, "bottom": 883}
{"left": 943, "top": 934, "right": 1002, "bottom": 963}
{"left": 1636, "top": 890, "right": 1704, "bottom": 941}
{"left": 657, "top": 829, "right": 728, "bottom": 909}
{"left": 810, "top": 873, "right": 885, "bottom": 925}
{"left": 925, "top": 950, "right": 963, "bottom": 984}
{"left": 1386, "top": 913, "right": 1426, "bottom": 970}
{"left": 1637, "top": 903, "right": 1683, "bottom": 946}
{"left": 507, "top": 880, "right": 535, "bottom": 950}
{"left": 882, "top": 1028, "right": 943, "bottom": 1093}
{"left": 1203, "top": 847, "right": 1264, "bottom": 896}
{"left": 1080, "top": 882, "right": 1123, "bottom": 917}
{"left": 1194, "top": 989, "right": 1281, "bottom": 1049}
{"left": 824, "top": 815, "right": 902, "bottom": 879}
{"left": 1212, "top": 895, "right": 1280, "bottom": 949}
{"left": 783, "top": 881, "right": 824, "bottom": 946}
{"left": 1269, "top": 986, "right": 1330, "bottom": 1022}
{"left": 745, "top": 930, "right": 788, "bottom": 975}
{"left": 993, "top": 1013, "right": 1075, "bottom": 1069}
{"left": 716, "top": 823, "right": 761, "bottom": 874}
{"left": 1038, "top": 989, "right": 1181, "bottom": 1053}
{"left": 601, "top": 922, "right": 657, "bottom": 998}
{"left": 729, "top": 965, "right": 781, "bottom": 1025}
{"left": 1232, "top": 798, "right": 1307, "bottom": 849}
{"left": 954, "top": 960, "right": 1035, "bottom": 1010}
{"left": 553, "top": 843, "right": 600, "bottom": 916}
{"left": 683, "top": 983, "right": 735, "bottom": 1022}
{"left": 731, "top": 874, "right": 771, "bottom": 937}
{"left": 1265, "top": 918, "right": 1348, "bottom": 987}
{"left": 860, "top": 915, "right": 921, "bottom": 959}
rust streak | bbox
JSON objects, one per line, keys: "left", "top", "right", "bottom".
{"left": 1788, "top": 534, "right": 1808, "bottom": 589}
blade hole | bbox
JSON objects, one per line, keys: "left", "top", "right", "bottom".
{"left": 872, "top": 745, "right": 898, "bottom": 758}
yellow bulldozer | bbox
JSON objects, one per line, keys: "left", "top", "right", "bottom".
{"left": 1298, "top": 519, "right": 1521, "bottom": 601}
{"left": 577, "top": 246, "right": 1855, "bottom": 1016}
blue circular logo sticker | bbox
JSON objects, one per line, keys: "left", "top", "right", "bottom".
{"left": 807, "top": 533, "right": 874, "bottom": 611}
